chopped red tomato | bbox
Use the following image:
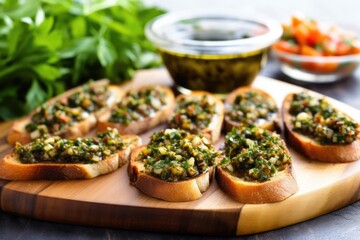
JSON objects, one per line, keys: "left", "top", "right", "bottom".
{"left": 276, "top": 15, "right": 360, "bottom": 56}
{"left": 293, "top": 24, "right": 309, "bottom": 45}
{"left": 336, "top": 40, "right": 353, "bottom": 56}
{"left": 275, "top": 14, "right": 360, "bottom": 73}
{"left": 300, "top": 45, "right": 322, "bottom": 56}
{"left": 273, "top": 41, "right": 300, "bottom": 54}
{"left": 352, "top": 41, "right": 360, "bottom": 54}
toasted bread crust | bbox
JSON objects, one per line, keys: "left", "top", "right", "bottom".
{"left": 282, "top": 93, "right": 360, "bottom": 163}
{"left": 0, "top": 135, "right": 141, "bottom": 180}
{"left": 97, "top": 85, "right": 175, "bottom": 134}
{"left": 171, "top": 91, "right": 224, "bottom": 143}
{"left": 224, "top": 87, "right": 279, "bottom": 132}
{"left": 216, "top": 164, "right": 298, "bottom": 204}
{"left": 128, "top": 146, "right": 215, "bottom": 202}
{"left": 7, "top": 117, "right": 32, "bottom": 145}
{"left": 7, "top": 80, "right": 123, "bottom": 145}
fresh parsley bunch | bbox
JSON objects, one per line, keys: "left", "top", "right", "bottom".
{"left": 0, "top": 0, "right": 164, "bottom": 119}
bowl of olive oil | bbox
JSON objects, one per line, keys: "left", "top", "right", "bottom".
{"left": 146, "top": 10, "right": 282, "bottom": 94}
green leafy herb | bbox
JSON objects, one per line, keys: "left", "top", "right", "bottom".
{"left": 0, "top": 0, "right": 165, "bottom": 120}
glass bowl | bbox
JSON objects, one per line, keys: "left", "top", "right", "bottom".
{"left": 145, "top": 10, "right": 282, "bottom": 94}
{"left": 273, "top": 48, "right": 360, "bottom": 83}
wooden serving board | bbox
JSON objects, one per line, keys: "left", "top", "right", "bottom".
{"left": 0, "top": 69, "right": 359, "bottom": 236}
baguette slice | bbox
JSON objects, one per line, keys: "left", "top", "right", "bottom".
{"left": 7, "top": 80, "right": 124, "bottom": 145}
{"left": 169, "top": 91, "right": 224, "bottom": 143}
{"left": 282, "top": 92, "right": 360, "bottom": 163}
{"left": 224, "top": 87, "right": 279, "bottom": 132}
{"left": 216, "top": 127, "right": 298, "bottom": 204}
{"left": 128, "top": 146, "right": 216, "bottom": 202}
{"left": 44, "top": 79, "right": 124, "bottom": 118}
{"left": 216, "top": 163, "right": 298, "bottom": 204}
{"left": 97, "top": 85, "right": 175, "bottom": 134}
{"left": 0, "top": 135, "right": 141, "bottom": 180}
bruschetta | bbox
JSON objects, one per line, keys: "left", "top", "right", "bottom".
{"left": 128, "top": 128, "right": 220, "bottom": 202}
{"left": 168, "top": 91, "right": 224, "bottom": 143}
{"left": 7, "top": 80, "right": 124, "bottom": 145}
{"left": 224, "top": 87, "right": 279, "bottom": 132}
{"left": 97, "top": 85, "right": 175, "bottom": 134}
{"left": 0, "top": 128, "right": 141, "bottom": 180}
{"left": 282, "top": 91, "right": 360, "bottom": 163}
{"left": 216, "top": 126, "right": 298, "bottom": 204}
{"left": 63, "top": 80, "right": 124, "bottom": 119}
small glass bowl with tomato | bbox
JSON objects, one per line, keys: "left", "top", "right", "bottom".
{"left": 272, "top": 15, "right": 360, "bottom": 83}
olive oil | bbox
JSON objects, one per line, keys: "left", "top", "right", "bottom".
{"left": 160, "top": 49, "right": 267, "bottom": 94}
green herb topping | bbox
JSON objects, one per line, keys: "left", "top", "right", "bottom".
{"left": 25, "top": 82, "right": 113, "bottom": 138}
{"left": 225, "top": 91, "right": 278, "bottom": 126}
{"left": 66, "top": 84, "right": 111, "bottom": 112}
{"left": 15, "top": 128, "right": 125, "bottom": 164}
{"left": 139, "top": 129, "right": 219, "bottom": 182}
{"left": 25, "top": 102, "right": 90, "bottom": 138}
{"left": 289, "top": 92, "right": 358, "bottom": 145}
{"left": 109, "top": 86, "right": 167, "bottom": 124}
{"left": 220, "top": 127, "right": 291, "bottom": 182}
{"left": 169, "top": 95, "right": 216, "bottom": 133}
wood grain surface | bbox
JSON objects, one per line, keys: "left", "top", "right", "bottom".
{"left": 0, "top": 69, "right": 359, "bottom": 236}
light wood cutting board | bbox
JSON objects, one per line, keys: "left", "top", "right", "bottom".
{"left": 0, "top": 69, "right": 359, "bottom": 236}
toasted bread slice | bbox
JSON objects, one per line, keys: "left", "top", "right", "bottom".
{"left": 0, "top": 135, "right": 141, "bottom": 180}
{"left": 168, "top": 91, "right": 224, "bottom": 143}
{"left": 216, "top": 164, "right": 297, "bottom": 204}
{"left": 97, "top": 85, "right": 175, "bottom": 134}
{"left": 216, "top": 127, "right": 298, "bottom": 204}
{"left": 282, "top": 92, "right": 360, "bottom": 163}
{"left": 128, "top": 146, "right": 216, "bottom": 202}
{"left": 45, "top": 79, "right": 124, "bottom": 116}
{"left": 128, "top": 128, "right": 220, "bottom": 202}
{"left": 7, "top": 114, "right": 98, "bottom": 146}
{"left": 7, "top": 80, "right": 124, "bottom": 145}
{"left": 224, "top": 87, "right": 279, "bottom": 132}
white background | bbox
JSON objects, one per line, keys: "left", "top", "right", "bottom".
{"left": 145, "top": 0, "right": 360, "bottom": 29}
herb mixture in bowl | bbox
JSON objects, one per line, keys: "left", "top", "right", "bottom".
{"left": 146, "top": 10, "right": 282, "bottom": 93}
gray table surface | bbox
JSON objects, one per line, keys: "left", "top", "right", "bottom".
{"left": 1, "top": 1, "right": 360, "bottom": 239}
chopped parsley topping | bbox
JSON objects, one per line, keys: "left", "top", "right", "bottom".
{"left": 225, "top": 91, "right": 278, "bottom": 127}
{"left": 220, "top": 127, "right": 291, "bottom": 182}
{"left": 25, "top": 82, "right": 112, "bottom": 139}
{"left": 289, "top": 92, "right": 358, "bottom": 145}
{"left": 109, "top": 86, "right": 167, "bottom": 124}
{"left": 25, "top": 102, "right": 90, "bottom": 138}
{"left": 139, "top": 129, "right": 219, "bottom": 182}
{"left": 169, "top": 95, "right": 216, "bottom": 133}
{"left": 66, "top": 84, "right": 111, "bottom": 112}
{"left": 15, "top": 128, "right": 126, "bottom": 164}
